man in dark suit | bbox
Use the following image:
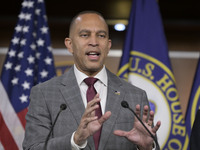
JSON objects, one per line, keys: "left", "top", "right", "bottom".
{"left": 23, "top": 11, "right": 161, "bottom": 150}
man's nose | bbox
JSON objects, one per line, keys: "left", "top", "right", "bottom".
{"left": 88, "top": 35, "right": 99, "bottom": 47}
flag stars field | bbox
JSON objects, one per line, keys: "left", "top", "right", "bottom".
{"left": 0, "top": 0, "right": 55, "bottom": 149}
{"left": 14, "top": 65, "right": 21, "bottom": 72}
{"left": 48, "top": 46, "right": 53, "bottom": 52}
{"left": 37, "top": 38, "right": 45, "bottom": 46}
{"left": 20, "top": 39, "right": 26, "bottom": 46}
{"left": 18, "top": 13, "right": 32, "bottom": 21}
{"left": 30, "top": 43, "right": 37, "bottom": 50}
{"left": 19, "top": 94, "right": 28, "bottom": 103}
{"left": 44, "top": 57, "right": 52, "bottom": 65}
{"left": 38, "top": 0, "right": 44, "bottom": 3}
{"left": 22, "top": 1, "right": 34, "bottom": 8}
{"left": 27, "top": 55, "right": 35, "bottom": 64}
{"left": 8, "top": 50, "right": 16, "bottom": 58}
{"left": 22, "top": 26, "right": 29, "bottom": 33}
{"left": 40, "top": 69, "right": 48, "bottom": 78}
{"left": 22, "top": 81, "right": 30, "bottom": 90}
{"left": 17, "top": 51, "right": 24, "bottom": 59}
{"left": 40, "top": 26, "right": 48, "bottom": 34}
{"left": 12, "top": 37, "right": 20, "bottom": 45}
{"left": 32, "top": 32, "right": 37, "bottom": 38}
{"left": 35, "top": 9, "right": 41, "bottom": 15}
{"left": 11, "top": 77, "right": 19, "bottom": 85}
{"left": 4, "top": 62, "right": 13, "bottom": 70}
{"left": 15, "top": 25, "right": 22, "bottom": 32}
{"left": 24, "top": 68, "right": 33, "bottom": 76}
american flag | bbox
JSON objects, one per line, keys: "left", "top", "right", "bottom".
{"left": 0, "top": 0, "right": 55, "bottom": 149}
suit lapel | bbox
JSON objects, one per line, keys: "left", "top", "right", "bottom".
{"left": 59, "top": 67, "right": 85, "bottom": 126}
{"left": 99, "top": 70, "right": 125, "bottom": 150}
{"left": 58, "top": 67, "right": 95, "bottom": 149}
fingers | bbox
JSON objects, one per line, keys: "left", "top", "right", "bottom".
{"left": 98, "top": 111, "right": 111, "bottom": 125}
{"left": 81, "top": 94, "right": 101, "bottom": 127}
{"left": 138, "top": 105, "right": 161, "bottom": 133}
{"left": 135, "top": 104, "right": 141, "bottom": 119}
{"left": 83, "top": 94, "right": 100, "bottom": 117}
{"left": 139, "top": 105, "right": 161, "bottom": 134}
{"left": 113, "top": 130, "right": 128, "bottom": 137}
{"left": 147, "top": 110, "right": 154, "bottom": 126}
{"left": 142, "top": 105, "right": 149, "bottom": 122}
{"left": 82, "top": 116, "right": 98, "bottom": 128}
{"left": 135, "top": 104, "right": 150, "bottom": 122}
{"left": 152, "top": 121, "right": 161, "bottom": 133}
{"left": 136, "top": 104, "right": 155, "bottom": 127}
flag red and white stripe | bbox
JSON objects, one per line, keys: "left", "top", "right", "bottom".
{"left": 0, "top": 81, "right": 25, "bottom": 149}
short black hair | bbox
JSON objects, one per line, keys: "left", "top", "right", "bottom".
{"left": 68, "top": 10, "right": 109, "bottom": 37}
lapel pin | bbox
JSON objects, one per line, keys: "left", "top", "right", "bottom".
{"left": 115, "top": 91, "right": 120, "bottom": 95}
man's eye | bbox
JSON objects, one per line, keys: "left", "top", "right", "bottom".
{"left": 98, "top": 34, "right": 106, "bottom": 38}
{"left": 80, "top": 34, "right": 88, "bottom": 37}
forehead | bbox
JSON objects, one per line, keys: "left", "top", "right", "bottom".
{"left": 73, "top": 13, "right": 108, "bottom": 33}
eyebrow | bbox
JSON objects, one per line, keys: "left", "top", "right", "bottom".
{"left": 79, "top": 29, "right": 90, "bottom": 34}
{"left": 79, "top": 29, "right": 108, "bottom": 35}
{"left": 97, "top": 30, "right": 107, "bottom": 35}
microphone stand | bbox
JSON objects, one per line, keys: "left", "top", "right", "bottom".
{"left": 121, "top": 101, "right": 159, "bottom": 149}
{"left": 43, "top": 104, "right": 67, "bottom": 150}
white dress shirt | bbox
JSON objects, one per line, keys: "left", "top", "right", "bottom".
{"left": 71, "top": 65, "right": 108, "bottom": 150}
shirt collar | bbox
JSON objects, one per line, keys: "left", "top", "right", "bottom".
{"left": 74, "top": 65, "right": 107, "bottom": 86}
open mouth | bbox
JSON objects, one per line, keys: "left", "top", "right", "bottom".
{"left": 86, "top": 52, "right": 100, "bottom": 56}
{"left": 86, "top": 51, "right": 100, "bottom": 60}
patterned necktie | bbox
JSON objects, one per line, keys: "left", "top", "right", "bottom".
{"left": 84, "top": 77, "right": 102, "bottom": 150}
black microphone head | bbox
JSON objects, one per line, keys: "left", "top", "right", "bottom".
{"left": 121, "top": 101, "right": 129, "bottom": 108}
{"left": 60, "top": 104, "right": 67, "bottom": 110}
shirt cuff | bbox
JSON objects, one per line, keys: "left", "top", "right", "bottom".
{"left": 152, "top": 141, "right": 156, "bottom": 150}
{"left": 71, "top": 131, "right": 87, "bottom": 150}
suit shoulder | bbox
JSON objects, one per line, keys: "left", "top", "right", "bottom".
{"left": 107, "top": 69, "right": 146, "bottom": 94}
{"left": 33, "top": 67, "right": 74, "bottom": 89}
{"left": 32, "top": 73, "right": 67, "bottom": 90}
{"left": 119, "top": 77, "right": 146, "bottom": 93}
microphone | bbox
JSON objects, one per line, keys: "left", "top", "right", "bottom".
{"left": 121, "top": 101, "right": 159, "bottom": 149}
{"left": 44, "top": 104, "right": 67, "bottom": 150}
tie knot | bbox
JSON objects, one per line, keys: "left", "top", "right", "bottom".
{"left": 84, "top": 77, "right": 98, "bottom": 86}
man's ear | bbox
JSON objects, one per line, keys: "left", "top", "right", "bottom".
{"left": 107, "top": 39, "right": 112, "bottom": 54}
{"left": 64, "top": 38, "right": 73, "bottom": 54}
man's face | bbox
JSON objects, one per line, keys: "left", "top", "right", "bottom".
{"left": 65, "top": 13, "right": 112, "bottom": 76}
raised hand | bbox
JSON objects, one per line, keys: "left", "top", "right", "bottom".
{"left": 74, "top": 94, "right": 111, "bottom": 146}
{"left": 114, "top": 104, "right": 161, "bottom": 150}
